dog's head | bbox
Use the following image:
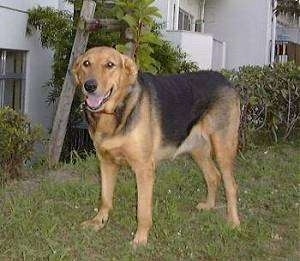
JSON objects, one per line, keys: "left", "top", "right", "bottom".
{"left": 72, "top": 47, "right": 138, "bottom": 113}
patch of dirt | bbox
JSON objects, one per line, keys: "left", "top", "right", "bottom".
{"left": 47, "top": 169, "right": 82, "bottom": 183}
{"left": 2, "top": 169, "right": 98, "bottom": 199}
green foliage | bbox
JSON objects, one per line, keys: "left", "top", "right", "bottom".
{"left": 276, "top": 0, "right": 300, "bottom": 17}
{"left": 114, "top": 0, "right": 163, "bottom": 73}
{"left": 27, "top": 6, "right": 73, "bottom": 49}
{"left": 27, "top": 6, "right": 74, "bottom": 103}
{"left": 152, "top": 39, "right": 199, "bottom": 74}
{"left": 222, "top": 62, "right": 300, "bottom": 148}
{"left": 0, "top": 107, "right": 42, "bottom": 183}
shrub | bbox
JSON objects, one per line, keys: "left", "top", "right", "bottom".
{"left": 0, "top": 107, "right": 42, "bottom": 183}
{"left": 222, "top": 62, "right": 300, "bottom": 148}
{"left": 152, "top": 39, "right": 199, "bottom": 74}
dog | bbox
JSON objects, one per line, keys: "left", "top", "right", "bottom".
{"left": 72, "top": 46, "right": 241, "bottom": 247}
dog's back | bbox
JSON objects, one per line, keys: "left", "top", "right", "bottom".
{"left": 139, "top": 71, "right": 234, "bottom": 146}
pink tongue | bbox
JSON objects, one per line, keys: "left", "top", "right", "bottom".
{"left": 86, "top": 95, "right": 103, "bottom": 108}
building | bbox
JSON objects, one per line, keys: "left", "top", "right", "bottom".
{"left": 0, "top": 0, "right": 71, "bottom": 129}
{"left": 154, "top": 0, "right": 300, "bottom": 69}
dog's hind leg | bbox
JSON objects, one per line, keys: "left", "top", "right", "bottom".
{"left": 191, "top": 139, "right": 221, "bottom": 210}
{"left": 81, "top": 154, "right": 119, "bottom": 231}
{"left": 211, "top": 129, "right": 240, "bottom": 227}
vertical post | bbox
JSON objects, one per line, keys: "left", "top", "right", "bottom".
{"left": 270, "top": 0, "right": 277, "bottom": 65}
{"left": 222, "top": 41, "right": 226, "bottom": 69}
{"left": 174, "top": 0, "right": 180, "bottom": 30}
{"left": 48, "top": 0, "right": 96, "bottom": 166}
{"left": 200, "top": 0, "right": 206, "bottom": 33}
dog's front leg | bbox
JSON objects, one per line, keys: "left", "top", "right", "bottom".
{"left": 130, "top": 160, "right": 155, "bottom": 248}
{"left": 81, "top": 155, "right": 119, "bottom": 231}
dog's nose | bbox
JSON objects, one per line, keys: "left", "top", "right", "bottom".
{"left": 84, "top": 79, "right": 97, "bottom": 93}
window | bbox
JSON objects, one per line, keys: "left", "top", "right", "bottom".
{"left": 0, "top": 49, "right": 26, "bottom": 112}
{"left": 178, "top": 8, "right": 193, "bottom": 31}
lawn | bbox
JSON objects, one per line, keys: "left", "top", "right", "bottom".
{"left": 0, "top": 141, "right": 299, "bottom": 260}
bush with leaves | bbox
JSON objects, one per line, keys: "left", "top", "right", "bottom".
{"left": 114, "top": 0, "right": 162, "bottom": 72}
{"left": 27, "top": 6, "right": 74, "bottom": 104}
{"left": 152, "top": 39, "right": 198, "bottom": 74}
{"left": 222, "top": 62, "right": 300, "bottom": 148}
{"left": 0, "top": 107, "right": 42, "bottom": 183}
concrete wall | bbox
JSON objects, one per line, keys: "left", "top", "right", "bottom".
{"left": 154, "top": 0, "right": 225, "bottom": 70}
{"left": 204, "top": 0, "right": 272, "bottom": 69}
{"left": 164, "top": 31, "right": 213, "bottom": 69}
{"left": 0, "top": 0, "right": 71, "bottom": 129}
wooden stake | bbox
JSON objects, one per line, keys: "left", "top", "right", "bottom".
{"left": 48, "top": 0, "right": 96, "bottom": 166}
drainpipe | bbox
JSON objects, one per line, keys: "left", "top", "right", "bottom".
{"left": 167, "top": 0, "right": 170, "bottom": 30}
{"left": 200, "top": 0, "right": 206, "bottom": 33}
{"left": 270, "top": 0, "right": 277, "bottom": 65}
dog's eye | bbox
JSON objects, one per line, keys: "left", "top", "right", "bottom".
{"left": 106, "top": 62, "right": 115, "bottom": 69}
{"left": 83, "top": 60, "right": 90, "bottom": 67}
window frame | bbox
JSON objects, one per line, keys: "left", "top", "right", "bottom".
{"left": 0, "top": 49, "right": 26, "bottom": 112}
{"left": 178, "top": 8, "right": 194, "bottom": 31}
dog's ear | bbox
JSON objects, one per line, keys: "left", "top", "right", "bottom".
{"left": 122, "top": 55, "right": 138, "bottom": 84}
{"left": 72, "top": 54, "right": 83, "bottom": 86}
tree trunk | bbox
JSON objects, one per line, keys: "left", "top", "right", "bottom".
{"left": 48, "top": 0, "right": 96, "bottom": 166}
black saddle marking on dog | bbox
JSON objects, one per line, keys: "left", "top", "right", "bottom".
{"left": 139, "top": 71, "right": 232, "bottom": 146}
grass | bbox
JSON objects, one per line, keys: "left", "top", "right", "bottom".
{"left": 0, "top": 141, "right": 299, "bottom": 260}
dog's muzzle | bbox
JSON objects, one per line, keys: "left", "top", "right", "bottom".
{"left": 84, "top": 87, "right": 113, "bottom": 112}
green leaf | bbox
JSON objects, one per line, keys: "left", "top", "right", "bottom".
{"left": 140, "top": 33, "right": 162, "bottom": 46}
{"left": 143, "top": 6, "right": 162, "bottom": 18}
{"left": 122, "top": 14, "right": 137, "bottom": 28}
{"left": 115, "top": 44, "right": 130, "bottom": 54}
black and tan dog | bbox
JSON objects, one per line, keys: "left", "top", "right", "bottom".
{"left": 73, "top": 46, "right": 241, "bottom": 247}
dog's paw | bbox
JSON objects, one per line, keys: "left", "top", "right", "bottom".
{"left": 196, "top": 202, "right": 215, "bottom": 211}
{"left": 227, "top": 215, "right": 240, "bottom": 229}
{"left": 132, "top": 231, "right": 148, "bottom": 249}
{"left": 81, "top": 214, "right": 108, "bottom": 231}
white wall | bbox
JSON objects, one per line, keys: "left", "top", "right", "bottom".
{"left": 0, "top": 0, "right": 72, "bottom": 11}
{"left": 153, "top": 0, "right": 169, "bottom": 29}
{"left": 0, "top": 0, "right": 72, "bottom": 129}
{"left": 154, "top": 0, "right": 201, "bottom": 30}
{"left": 164, "top": 31, "right": 213, "bottom": 69}
{"left": 154, "top": 0, "right": 179, "bottom": 30}
{"left": 204, "top": 0, "right": 272, "bottom": 69}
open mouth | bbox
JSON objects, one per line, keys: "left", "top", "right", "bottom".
{"left": 85, "top": 87, "right": 113, "bottom": 112}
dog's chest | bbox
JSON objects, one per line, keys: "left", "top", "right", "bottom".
{"left": 94, "top": 137, "right": 127, "bottom": 164}
{"left": 108, "top": 148, "right": 127, "bottom": 164}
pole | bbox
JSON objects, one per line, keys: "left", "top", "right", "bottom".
{"left": 48, "top": 0, "right": 96, "bottom": 166}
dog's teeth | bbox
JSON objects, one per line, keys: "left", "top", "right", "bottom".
{"left": 104, "top": 88, "right": 112, "bottom": 99}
